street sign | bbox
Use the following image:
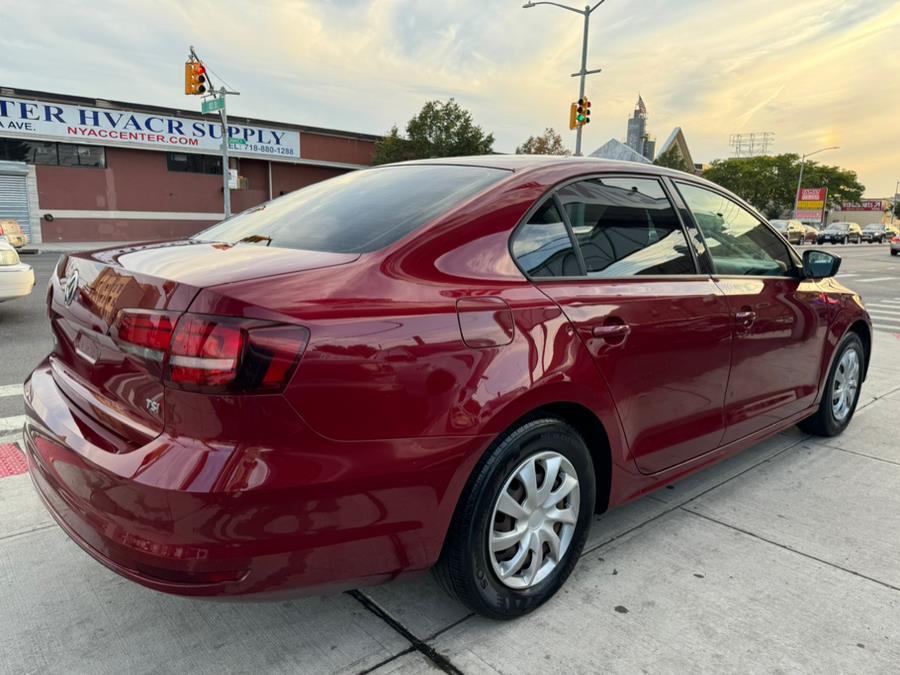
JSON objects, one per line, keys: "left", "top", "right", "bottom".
{"left": 227, "top": 138, "right": 247, "bottom": 146}
{"left": 202, "top": 97, "right": 225, "bottom": 114}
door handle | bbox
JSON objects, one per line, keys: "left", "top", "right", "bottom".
{"left": 735, "top": 309, "right": 757, "bottom": 327}
{"left": 592, "top": 323, "right": 631, "bottom": 339}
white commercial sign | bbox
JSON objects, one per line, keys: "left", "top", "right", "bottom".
{"left": 0, "top": 96, "right": 301, "bottom": 162}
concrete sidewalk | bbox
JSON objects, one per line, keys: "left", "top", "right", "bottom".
{"left": 2, "top": 333, "right": 899, "bottom": 674}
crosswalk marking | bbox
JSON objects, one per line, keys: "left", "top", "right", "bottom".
{"left": 0, "top": 384, "right": 23, "bottom": 398}
{"left": 0, "top": 415, "right": 25, "bottom": 434}
{"left": 852, "top": 277, "right": 896, "bottom": 283}
{"left": 866, "top": 307, "right": 900, "bottom": 317}
{"left": 838, "top": 273, "right": 860, "bottom": 278}
{"left": 868, "top": 314, "right": 900, "bottom": 325}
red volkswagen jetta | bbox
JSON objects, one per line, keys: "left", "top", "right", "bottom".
{"left": 25, "top": 157, "right": 870, "bottom": 619}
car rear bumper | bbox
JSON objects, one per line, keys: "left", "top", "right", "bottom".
{"left": 0, "top": 265, "right": 34, "bottom": 301}
{"left": 24, "top": 359, "right": 490, "bottom": 598}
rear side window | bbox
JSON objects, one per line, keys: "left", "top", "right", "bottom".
{"left": 195, "top": 165, "right": 508, "bottom": 253}
{"left": 556, "top": 177, "right": 695, "bottom": 277}
{"left": 511, "top": 200, "right": 581, "bottom": 278}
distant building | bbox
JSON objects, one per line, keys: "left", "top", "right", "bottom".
{"left": 588, "top": 138, "right": 651, "bottom": 164}
{"left": 626, "top": 95, "right": 648, "bottom": 155}
{"left": 624, "top": 95, "right": 655, "bottom": 161}
{"left": 656, "top": 127, "right": 695, "bottom": 172}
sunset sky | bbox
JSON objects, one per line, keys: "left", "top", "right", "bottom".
{"left": 3, "top": 0, "right": 899, "bottom": 195}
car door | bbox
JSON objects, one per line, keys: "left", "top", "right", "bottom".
{"left": 512, "top": 175, "right": 733, "bottom": 474}
{"left": 674, "top": 181, "right": 830, "bottom": 443}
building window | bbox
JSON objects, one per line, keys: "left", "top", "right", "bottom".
{"left": 0, "top": 139, "right": 105, "bottom": 168}
{"left": 167, "top": 152, "right": 222, "bottom": 175}
{"left": 58, "top": 144, "right": 105, "bottom": 168}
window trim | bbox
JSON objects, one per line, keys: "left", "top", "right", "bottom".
{"left": 508, "top": 172, "right": 702, "bottom": 282}
{"left": 671, "top": 178, "right": 803, "bottom": 281}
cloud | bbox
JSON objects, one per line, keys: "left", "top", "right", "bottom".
{"left": 1, "top": 0, "right": 898, "bottom": 194}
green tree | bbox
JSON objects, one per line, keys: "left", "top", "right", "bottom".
{"left": 372, "top": 99, "right": 494, "bottom": 165}
{"left": 702, "top": 154, "right": 864, "bottom": 218}
{"left": 653, "top": 145, "right": 693, "bottom": 173}
{"left": 516, "top": 128, "right": 570, "bottom": 155}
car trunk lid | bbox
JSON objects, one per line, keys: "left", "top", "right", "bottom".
{"left": 47, "top": 240, "right": 358, "bottom": 452}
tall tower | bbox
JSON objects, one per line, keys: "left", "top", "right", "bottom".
{"left": 626, "top": 95, "right": 648, "bottom": 155}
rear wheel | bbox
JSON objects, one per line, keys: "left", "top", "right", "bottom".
{"left": 434, "top": 418, "right": 595, "bottom": 619}
{"left": 799, "top": 332, "right": 864, "bottom": 436}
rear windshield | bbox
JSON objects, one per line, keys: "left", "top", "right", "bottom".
{"left": 827, "top": 223, "right": 849, "bottom": 231}
{"left": 194, "top": 164, "right": 508, "bottom": 253}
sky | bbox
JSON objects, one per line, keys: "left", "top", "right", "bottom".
{"left": 2, "top": 0, "right": 899, "bottom": 195}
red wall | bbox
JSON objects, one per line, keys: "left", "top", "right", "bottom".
{"left": 36, "top": 132, "right": 375, "bottom": 242}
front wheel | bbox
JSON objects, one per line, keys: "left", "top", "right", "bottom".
{"left": 434, "top": 418, "right": 596, "bottom": 619}
{"left": 798, "top": 332, "right": 864, "bottom": 436}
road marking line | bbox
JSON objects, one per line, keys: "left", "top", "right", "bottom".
{"left": 852, "top": 277, "right": 895, "bottom": 283}
{"left": 865, "top": 307, "right": 900, "bottom": 316}
{"left": 838, "top": 273, "right": 860, "bottom": 278}
{"left": 0, "top": 416, "right": 25, "bottom": 434}
{"left": 0, "top": 385, "right": 23, "bottom": 398}
{"left": 868, "top": 315, "right": 900, "bottom": 326}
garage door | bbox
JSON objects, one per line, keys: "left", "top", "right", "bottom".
{"left": 0, "top": 170, "right": 31, "bottom": 240}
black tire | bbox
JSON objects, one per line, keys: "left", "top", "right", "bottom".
{"left": 891, "top": 250, "right": 898, "bottom": 256}
{"left": 798, "top": 332, "right": 865, "bottom": 437}
{"left": 433, "top": 418, "right": 596, "bottom": 620}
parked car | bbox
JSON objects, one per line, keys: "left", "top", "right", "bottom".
{"left": 891, "top": 234, "right": 900, "bottom": 256}
{"left": 0, "top": 220, "right": 29, "bottom": 249}
{"left": 24, "top": 157, "right": 871, "bottom": 619}
{"left": 818, "top": 221, "right": 862, "bottom": 244}
{"left": 0, "top": 240, "right": 35, "bottom": 302}
{"left": 861, "top": 223, "right": 889, "bottom": 243}
{"left": 802, "top": 224, "right": 821, "bottom": 244}
{"left": 769, "top": 219, "right": 806, "bottom": 245}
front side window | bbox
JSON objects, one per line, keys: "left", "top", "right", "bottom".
{"left": 511, "top": 200, "right": 580, "bottom": 277}
{"left": 676, "top": 182, "right": 795, "bottom": 277}
{"left": 555, "top": 177, "right": 695, "bottom": 277}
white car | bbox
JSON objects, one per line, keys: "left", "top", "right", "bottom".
{"left": 0, "top": 240, "right": 35, "bottom": 302}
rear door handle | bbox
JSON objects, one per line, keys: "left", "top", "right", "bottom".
{"left": 592, "top": 324, "right": 631, "bottom": 339}
{"left": 735, "top": 309, "right": 757, "bottom": 327}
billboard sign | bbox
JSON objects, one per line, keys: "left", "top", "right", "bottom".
{"left": 840, "top": 199, "right": 886, "bottom": 212}
{"left": 0, "top": 96, "right": 301, "bottom": 162}
{"left": 796, "top": 187, "right": 828, "bottom": 221}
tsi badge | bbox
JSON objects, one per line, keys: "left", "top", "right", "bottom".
{"left": 62, "top": 268, "right": 79, "bottom": 306}
{"left": 145, "top": 398, "right": 161, "bottom": 415}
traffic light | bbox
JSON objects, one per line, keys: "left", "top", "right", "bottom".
{"left": 576, "top": 97, "right": 591, "bottom": 126}
{"left": 569, "top": 102, "right": 578, "bottom": 130}
{"left": 184, "top": 61, "right": 207, "bottom": 95}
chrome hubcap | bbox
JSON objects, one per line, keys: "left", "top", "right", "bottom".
{"left": 832, "top": 348, "right": 860, "bottom": 422}
{"left": 488, "top": 451, "right": 580, "bottom": 590}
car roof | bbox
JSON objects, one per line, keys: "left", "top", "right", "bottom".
{"left": 389, "top": 154, "right": 705, "bottom": 181}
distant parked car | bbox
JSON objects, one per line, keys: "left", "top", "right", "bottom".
{"left": 819, "top": 221, "right": 862, "bottom": 245}
{"left": 0, "top": 220, "right": 29, "bottom": 249}
{"left": 891, "top": 234, "right": 900, "bottom": 256}
{"left": 861, "top": 224, "right": 888, "bottom": 243}
{"left": 770, "top": 219, "right": 806, "bottom": 245}
{"left": 0, "top": 240, "right": 34, "bottom": 302}
{"left": 802, "top": 224, "right": 820, "bottom": 244}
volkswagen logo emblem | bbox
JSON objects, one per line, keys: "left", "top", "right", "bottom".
{"left": 62, "top": 268, "right": 79, "bottom": 306}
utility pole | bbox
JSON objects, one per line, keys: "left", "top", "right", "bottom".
{"left": 187, "top": 46, "right": 240, "bottom": 218}
{"left": 523, "top": 1, "right": 606, "bottom": 157}
{"left": 793, "top": 146, "right": 839, "bottom": 220}
{"left": 892, "top": 179, "right": 899, "bottom": 226}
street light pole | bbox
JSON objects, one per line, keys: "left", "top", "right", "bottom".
{"left": 891, "top": 179, "right": 900, "bottom": 226}
{"left": 523, "top": 1, "right": 607, "bottom": 157}
{"left": 793, "top": 146, "right": 839, "bottom": 220}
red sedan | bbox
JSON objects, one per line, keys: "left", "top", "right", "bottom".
{"left": 24, "top": 157, "right": 870, "bottom": 619}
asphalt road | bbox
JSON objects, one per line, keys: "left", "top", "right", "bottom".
{"left": 2, "top": 242, "right": 898, "bottom": 424}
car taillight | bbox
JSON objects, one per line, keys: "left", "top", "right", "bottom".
{"left": 111, "top": 310, "right": 308, "bottom": 393}
{"left": 113, "top": 310, "right": 177, "bottom": 362}
{"left": 893, "top": 237, "right": 900, "bottom": 244}
{"left": 0, "top": 223, "right": 4, "bottom": 235}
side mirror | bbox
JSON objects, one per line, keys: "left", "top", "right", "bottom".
{"left": 803, "top": 249, "right": 841, "bottom": 279}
